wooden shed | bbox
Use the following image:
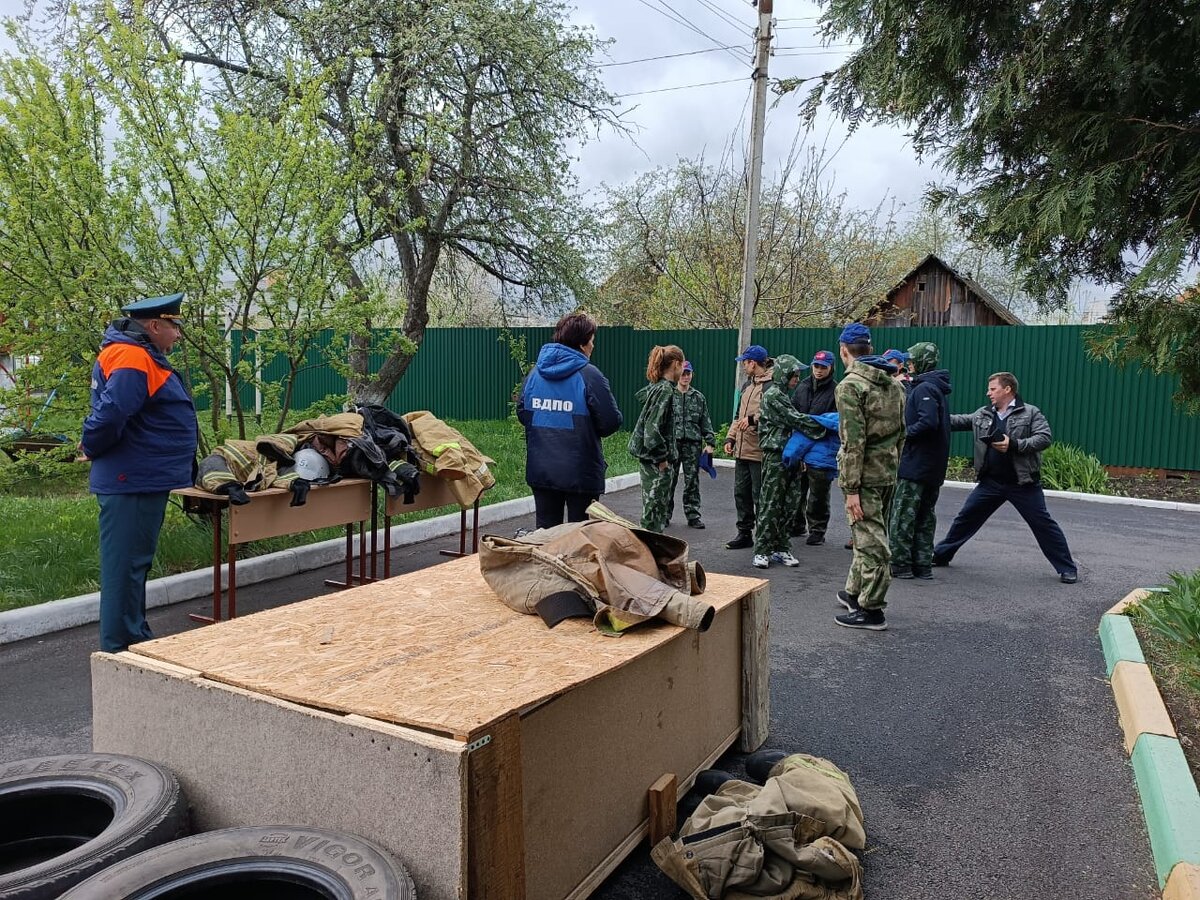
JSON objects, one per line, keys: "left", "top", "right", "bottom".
{"left": 869, "top": 254, "right": 1023, "bottom": 327}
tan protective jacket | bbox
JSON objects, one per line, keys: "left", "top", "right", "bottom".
{"left": 479, "top": 503, "right": 712, "bottom": 635}
{"left": 403, "top": 411, "right": 495, "bottom": 506}
{"left": 653, "top": 754, "right": 865, "bottom": 900}
{"left": 730, "top": 369, "right": 774, "bottom": 462}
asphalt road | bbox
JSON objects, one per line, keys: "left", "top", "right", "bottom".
{"left": 4, "top": 476, "right": 1196, "bottom": 899}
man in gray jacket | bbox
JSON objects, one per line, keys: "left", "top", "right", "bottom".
{"left": 933, "top": 371, "right": 1079, "bottom": 583}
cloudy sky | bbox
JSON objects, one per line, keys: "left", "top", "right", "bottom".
{"left": 0, "top": 0, "right": 940, "bottom": 217}
{"left": 567, "top": 0, "right": 941, "bottom": 213}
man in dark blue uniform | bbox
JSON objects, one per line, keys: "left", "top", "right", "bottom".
{"left": 81, "top": 293, "right": 198, "bottom": 652}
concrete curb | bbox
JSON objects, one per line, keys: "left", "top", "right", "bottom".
{"left": 1100, "top": 590, "right": 1200, "bottom": 891}
{"left": 0, "top": 471, "right": 642, "bottom": 645}
{"left": 942, "top": 480, "right": 1200, "bottom": 512}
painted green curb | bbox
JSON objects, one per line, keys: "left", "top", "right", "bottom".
{"left": 1131, "top": 733, "right": 1200, "bottom": 887}
{"left": 1100, "top": 613, "right": 1146, "bottom": 676}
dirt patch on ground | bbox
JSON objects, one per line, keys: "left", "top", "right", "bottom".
{"left": 945, "top": 464, "right": 1200, "bottom": 505}
{"left": 1108, "top": 473, "right": 1200, "bottom": 505}
{"left": 1131, "top": 620, "right": 1200, "bottom": 783}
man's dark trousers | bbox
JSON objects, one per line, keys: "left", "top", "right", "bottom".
{"left": 98, "top": 492, "right": 169, "bottom": 652}
{"left": 793, "top": 469, "right": 832, "bottom": 537}
{"left": 934, "top": 477, "right": 1076, "bottom": 575}
{"left": 533, "top": 488, "right": 597, "bottom": 529}
{"left": 733, "top": 459, "right": 763, "bottom": 536}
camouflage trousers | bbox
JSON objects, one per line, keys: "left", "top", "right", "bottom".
{"left": 889, "top": 478, "right": 941, "bottom": 570}
{"left": 668, "top": 441, "right": 704, "bottom": 525}
{"left": 791, "top": 468, "right": 833, "bottom": 536}
{"left": 754, "top": 450, "right": 804, "bottom": 555}
{"left": 844, "top": 484, "right": 896, "bottom": 610}
{"left": 639, "top": 459, "right": 676, "bottom": 533}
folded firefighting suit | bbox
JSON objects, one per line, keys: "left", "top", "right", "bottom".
{"left": 653, "top": 754, "right": 866, "bottom": 900}
{"left": 479, "top": 502, "right": 712, "bottom": 635}
{"left": 403, "top": 410, "right": 495, "bottom": 507}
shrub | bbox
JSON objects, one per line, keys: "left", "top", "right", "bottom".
{"left": 1040, "top": 444, "right": 1111, "bottom": 494}
{"left": 1130, "top": 570, "right": 1200, "bottom": 692}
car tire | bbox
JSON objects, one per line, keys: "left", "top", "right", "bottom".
{"left": 57, "top": 825, "right": 418, "bottom": 899}
{"left": 0, "top": 753, "right": 189, "bottom": 900}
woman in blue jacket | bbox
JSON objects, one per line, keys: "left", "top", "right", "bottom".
{"left": 517, "top": 312, "right": 623, "bottom": 528}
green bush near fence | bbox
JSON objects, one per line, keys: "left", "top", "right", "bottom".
{"left": 1040, "top": 444, "right": 1112, "bottom": 495}
{"left": 0, "top": 420, "right": 638, "bottom": 611}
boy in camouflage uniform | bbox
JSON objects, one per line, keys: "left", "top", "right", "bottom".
{"left": 752, "top": 354, "right": 810, "bottom": 569}
{"left": 669, "top": 361, "right": 715, "bottom": 529}
{"left": 833, "top": 324, "right": 906, "bottom": 630}
{"left": 890, "top": 342, "right": 952, "bottom": 579}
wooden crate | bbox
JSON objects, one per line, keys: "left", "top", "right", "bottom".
{"left": 92, "top": 555, "right": 769, "bottom": 900}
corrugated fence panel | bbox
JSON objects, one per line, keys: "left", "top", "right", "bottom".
{"left": 224, "top": 325, "right": 1200, "bottom": 470}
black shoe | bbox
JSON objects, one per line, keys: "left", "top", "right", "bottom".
{"left": 1060, "top": 571, "right": 1078, "bottom": 584}
{"left": 694, "top": 768, "right": 738, "bottom": 796}
{"left": 912, "top": 567, "right": 933, "bottom": 580}
{"left": 891, "top": 565, "right": 914, "bottom": 579}
{"left": 835, "top": 608, "right": 887, "bottom": 631}
{"left": 790, "top": 527, "right": 807, "bottom": 537}
{"left": 805, "top": 533, "right": 825, "bottom": 546}
{"left": 836, "top": 590, "right": 860, "bottom": 611}
{"left": 726, "top": 533, "right": 754, "bottom": 549}
{"left": 932, "top": 553, "right": 950, "bottom": 567}
{"left": 745, "top": 749, "right": 789, "bottom": 784}
{"left": 844, "top": 540, "right": 853, "bottom": 550}
{"left": 688, "top": 520, "right": 706, "bottom": 529}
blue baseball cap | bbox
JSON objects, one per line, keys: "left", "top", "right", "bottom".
{"left": 838, "top": 322, "right": 871, "bottom": 345}
{"left": 122, "top": 291, "right": 185, "bottom": 320}
{"left": 883, "top": 348, "right": 911, "bottom": 364}
{"left": 682, "top": 360, "right": 693, "bottom": 372}
{"left": 811, "top": 350, "right": 834, "bottom": 367}
{"left": 735, "top": 345, "right": 769, "bottom": 363}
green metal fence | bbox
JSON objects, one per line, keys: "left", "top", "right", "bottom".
{"left": 226, "top": 325, "right": 1200, "bottom": 471}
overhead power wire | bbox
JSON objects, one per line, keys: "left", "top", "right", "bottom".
{"left": 687, "top": 0, "right": 753, "bottom": 37}
{"left": 598, "top": 45, "right": 743, "bottom": 67}
{"left": 614, "top": 75, "right": 747, "bottom": 99}
{"left": 630, "top": 0, "right": 749, "bottom": 65}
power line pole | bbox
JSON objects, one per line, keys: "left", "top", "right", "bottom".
{"left": 734, "top": 0, "right": 773, "bottom": 410}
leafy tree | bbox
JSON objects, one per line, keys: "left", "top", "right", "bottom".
{"left": 785, "top": 0, "right": 1200, "bottom": 409}
{"left": 595, "top": 142, "right": 904, "bottom": 328}
{"left": 0, "top": 18, "right": 353, "bottom": 442}
{"left": 64, "top": 0, "right": 618, "bottom": 405}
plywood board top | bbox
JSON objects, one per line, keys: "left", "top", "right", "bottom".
{"left": 132, "top": 555, "right": 765, "bottom": 740}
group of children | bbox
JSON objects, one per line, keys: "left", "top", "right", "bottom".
{"left": 627, "top": 344, "right": 841, "bottom": 571}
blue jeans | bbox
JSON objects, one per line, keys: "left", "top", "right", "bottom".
{"left": 98, "top": 492, "right": 169, "bottom": 652}
{"left": 934, "top": 478, "right": 1077, "bottom": 575}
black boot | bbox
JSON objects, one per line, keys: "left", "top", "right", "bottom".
{"left": 725, "top": 532, "right": 753, "bottom": 549}
{"left": 694, "top": 768, "right": 738, "bottom": 797}
{"left": 745, "top": 749, "right": 789, "bottom": 784}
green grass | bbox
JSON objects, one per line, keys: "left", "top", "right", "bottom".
{"left": 0, "top": 419, "right": 637, "bottom": 611}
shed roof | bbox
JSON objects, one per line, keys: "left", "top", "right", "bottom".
{"left": 886, "top": 253, "right": 1024, "bottom": 325}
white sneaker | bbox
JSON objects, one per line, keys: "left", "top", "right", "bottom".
{"left": 771, "top": 551, "right": 800, "bottom": 567}
{"left": 752, "top": 554, "right": 770, "bottom": 569}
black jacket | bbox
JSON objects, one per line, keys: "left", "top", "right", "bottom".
{"left": 791, "top": 373, "right": 838, "bottom": 416}
{"left": 897, "top": 369, "right": 952, "bottom": 485}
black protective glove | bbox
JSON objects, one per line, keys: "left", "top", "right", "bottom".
{"left": 214, "top": 482, "right": 252, "bottom": 506}
{"left": 289, "top": 479, "right": 312, "bottom": 507}
{"left": 391, "top": 460, "right": 421, "bottom": 504}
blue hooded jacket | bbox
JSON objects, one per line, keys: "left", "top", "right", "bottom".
{"left": 517, "top": 343, "right": 623, "bottom": 494}
{"left": 82, "top": 320, "right": 198, "bottom": 494}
